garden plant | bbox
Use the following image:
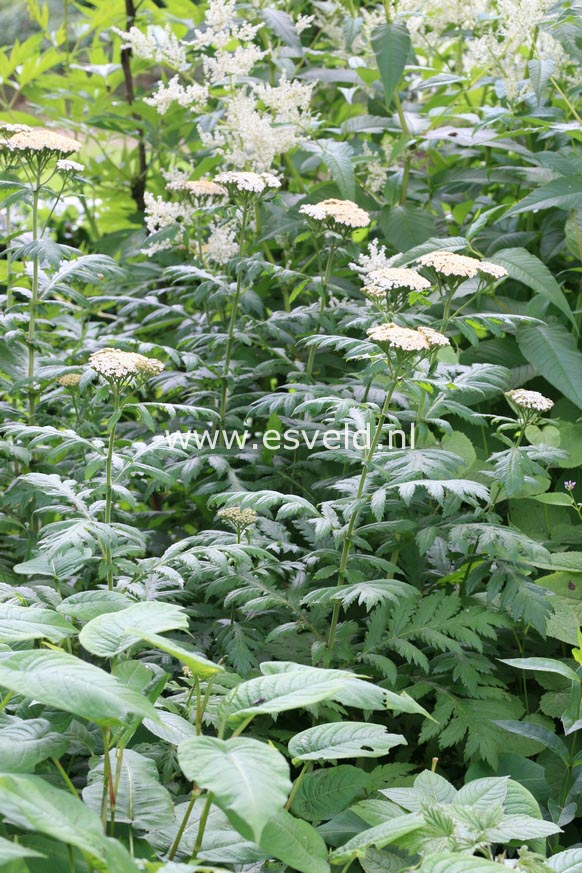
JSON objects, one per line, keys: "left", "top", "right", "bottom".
{"left": 3, "top": 0, "right": 582, "bottom": 871}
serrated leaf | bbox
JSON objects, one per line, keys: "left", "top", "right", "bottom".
{"left": 289, "top": 722, "right": 406, "bottom": 762}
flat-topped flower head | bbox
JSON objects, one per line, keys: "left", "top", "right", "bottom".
{"left": 6, "top": 128, "right": 81, "bottom": 157}
{"left": 300, "top": 198, "right": 370, "bottom": 229}
{"left": 505, "top": 388, "right": 554, "bottom": 413}
{"left": 416, "top": 250, "right": 507, "bottom": 280}
{"left": 89, "top": 348, "right": 164, "bottom": 383}
{"left": 168, "top": 179, "right": 227, "bottom": 199}
{"left": 365, "top": 268, "right": 431, "bottom": 293}
{"left": 0, "top": 123, "right": 32, "bottom": 138}
{"left": 213, "top": 171, "right": 281, "bottom": 195}
{"left": 56, "top": 159, "right": 84, "bottom": 174}
{"left": 218, "top": 506, "right": 258, "bottom": 534}
{"left": 57, "top": 373, "right": 82, "bottom": 387}
{"left": 367, "top": 322, "right": 449, "bottom": 352}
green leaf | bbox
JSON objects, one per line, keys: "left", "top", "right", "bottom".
{"left": 223, "top": 669, "right": 348, "bottom": 720}
{"left": 83, "top": 749, "right": 175, "bottom": 829}
{"left": 372, "top": 23, "right": 411, "bottom": 106}
{"left": 0, "top": 649, "right": 158, "bottom": 726}
{"left": 143, "top": 710, "right": 198, "bottom": 745}
{"left": 419, "top": 855, "right": 518, "bottom": 873}
{"left": 379, "top": 205, "right": 437, "bottom": 251}
{"left": 495, "top": 720, "right": 569, "bottom": 761}
{"left": 329, "top": 813, "right": 424, "bottom": 863}
{"left": 517, "top": 323, "right": 582, "bottom": 409}
{"left": 500, "top": 657, "right": 580, "bottom": 684}
{"left": 0, "top": 836, "right": 43, "bottom": 863}
{"left": 57, "top": 591, "right": 132, "bottom": 622}
{"left": 289, "top": 722, "right": 406, "bottom": 762}
{"left": 177, "top": 736, "right": 292, "bottom": 841}
{"left": 508, "top": 176, "right": 582, "bottom": 215}
{"left": 0, "top": 773, "right": 138, "bottom": 869}
{"left": 491, "top": 247, "right": 575, "bottom": 325}
{"left": 259, "top": 810, "right": 330, "bottom": 873}
{"left": 0, "top": 604, "right": 75, "bottom": 644}
{"left": 135, "top": 630, "right": 223, "bottom": 678}
{"left": 549, "top": 848, "right": 582, "bottom": 872}
{"left": 317, "top": 140, "right": 355, "bottom": 200}
{"left": 0, "top": 716, "right": 68, "bottom": 772}
{"left": 79, "top": 602, "right": 188, "bottom": 657}
{"left": 291, "top": 765, "right": 370, "bottom": 821}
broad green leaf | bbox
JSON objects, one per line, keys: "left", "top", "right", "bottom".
{"left": 508, "top": 176, "right": 582, "bottom": 215}
{"left": 329, "top": 813, "right": 424, "bottom": 863}
{"left": 489, "top": 814, "right": 560, "bottom": 840}
{"left": 83, "top": 749, "right": 175, "bottom": 829}
{"left": 500, "top": 657, "right": 580, "bottom": 684}
{"left": 259, "top": 810, "right": 330, "bottom": 873}
{"left": 453, "top": 777, "right": 508, "bottom": 811}
{"left": 0, "top": 649, "right": 158, "bottom": 726}
{"left": 495, "top": 720, "right": 569, "bottom": 760}
{"left": 379, "top": 205, "right": 437, "bottom": 251}
{"left": 135, "top": 630, "right": 222, "bottom": 678}
{"left": 291, "top": 765, "right": 370, "bottom": 821}
{"left": 549, "top": 848, "right": 582, "bottom": 872}
{"left": 79, "top": 602, "right": 188, "bottom": 657}
{"left": 223, "top": 670, "right": 348, "bottom": 720}
{"left": 517, "top": 323, "right": 582, "bottom": 409}
{"left": 0, "top": 604, "right": 75, "bottom": 644}
{"left": 289, "top": 722, "right": 406, "bottom": 761}
{"left": 178, "top": 736, "right": 292, "bottom": 841}
{"left": 317, "top": 140, "right": 355, "bottom": 200}
{"left": 0, "top": 773, "right": 138, "bottom": 868}
{"left": 372, "top": 23, "right": 411, "bottom": 107}
{"left": 419, "top": 855, "right": 517, "bottom": 873}
{"left": 0, "top": 836, "right": 43, "bottom": 862}
{"left": 143, "top": 710, "right": 197, "bottom": 745}
{"left": 57, "top": 591, "right": 132, "bottom": 622}
{"left": 0, "top": 716, "right": 67, "bottom": 772}
{"left": 491, "top": 247, "right": 575, "bottom": 324}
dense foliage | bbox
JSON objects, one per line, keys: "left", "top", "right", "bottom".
{"left": 3, "top": 0, "right": 582, "bottom": 871}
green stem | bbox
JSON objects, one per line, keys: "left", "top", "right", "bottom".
{"left": 27, "top": 176, "right": 41, "bottom": 423}
{"left": 285, "top": 762, "right": 312, "bottom": 811}
{"left": 109, "top": 745, "right": 125, "bottom": 836}
{"left": 169, "top": 788, "right": 201, "bottom": 860}
{"left": 104, "top": 390, "right": 121, "bottom": 591}
{"left": 219, "top": 203, "right": 250, "bottom": 424}
{"left": 191, "top": 793, "right": 213, "bottom": 858}
{"left": 101, "top": 729, "right": 112, "bottom": 831}
{"left": 52, "top": 758, "right": 79, "bottom": 797}
{"left": 305, "top": 241, "right": 335, "bottom": 380}
{"left": 327, "top": 382, "right": 398, "bottom": 650}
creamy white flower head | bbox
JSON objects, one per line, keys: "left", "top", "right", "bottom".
{"left": 144, "top": 77, "right": 208, "bottom": 116}
{"left": 505, "top": 388, "right": 554, "bottom": 412}
{"left": 56, "top": 159, "right": 84, "bottom": 173}
{"left": 218, "top": 506, "right": 257, "bottom": 530}
{"left": 89, "top": 348, "right": 164, "bottom": 381}
{"left": 213, "top": 170, "right": 281, "bottom": 194}
{"left": 112, "top": 25, "right": 188, "bottom": 70}
{"left": 0, "top": 123, "right": 32, "bottom": 137}
{"left": 367, "top": 322, "right": 449, "bottom": 351}
{"left": 144, "top": 192, "right": 193, "bottom": 234}
{"left": 6, "top": 129, "right": 81, "bottom": 155}
{"left": 169, "top": 179, "right": 227, "bottom": 199}
{"left": 299, "top": 198, "right": 370, "bottom": 229}
{"left": 295, "top": 13, "right": 315, "bottom": 33}
{"left": 57, "top": 373, "right": 82, "bottom": 387}
{"left": 365, "top": 268, "right": 432, "bottom": 292}
{"left": 417, "top": 250, "right": 507, "bottom": 280}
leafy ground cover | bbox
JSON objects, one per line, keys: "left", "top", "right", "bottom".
{"left": 2, "top": 0, "right": 582, "bottom": 871}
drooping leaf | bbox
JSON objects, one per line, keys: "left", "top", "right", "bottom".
{"left": 79, "top": 602, "right": 188, "bottom": 657}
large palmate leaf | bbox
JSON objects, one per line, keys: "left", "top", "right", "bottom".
{"left": 288, "top": 722, "right": 406, "bottom": 762}
{"left": 178, "top": 736, "right": 291, "bottom": 841}
{"left": 0, "top": 649, "right": 158, "bottom": 726}
{"left": 79, "top": 601, "right": 188, "bottom": 657}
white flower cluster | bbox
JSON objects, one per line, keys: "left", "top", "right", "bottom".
{"left": 191, "top": 0, "right": 262, "bottom": 50}
{"left": 218, "top": 506, "right": 258, "bottom": 530}
{"left": 205, "top": 220, "right": 239, "bottom": 264}
{"left": 143, "top": 192, "right": 193, "bottom": 235}
{"left": 505, "top": 389, "right": 554, "bottom": 413}
{"left": 6, "top": 129, "right": 81, "bottom": 155}
{"left": 364, "top": 268, "right": 432, "bottom": 295}
{"left": 214, "top": 171, "right": 280, "bottom": 194}
{"left": 417, "top": 250, "right": 508, "bottom": 280}
{"left": 349, "top": 240, "right": 397, "bottom": 280}
{"left": 89, "top": 348, "right": 164, "bottom": 380}
{"left": 367, "top": 322, "right": 449, "bottom": 351}
{"left": 144, "top": 76, "right": 208, "bottom": 116}
{"left": 112, "top": 25, "right": 188, "bottom": 70}
{"left": 295, "top": 14, "right": 314, "bottom": 34}
{"left": 300, "top": 199, "right": 370, "bottom": 229}
{"left": 56, "top": 159, "right": 84, "bottom": 174}
{"left": 204, "top": 44, "right": 267, "bottom": 85}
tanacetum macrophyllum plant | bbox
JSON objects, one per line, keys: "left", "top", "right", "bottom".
{"left": 1, "top": 0, "right": 582, "bottom": 870}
